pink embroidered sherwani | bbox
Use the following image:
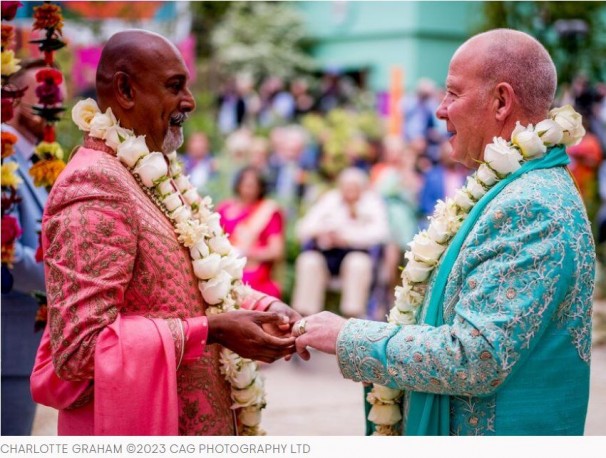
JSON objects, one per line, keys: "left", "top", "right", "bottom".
{"left": 31, "top": 139, "right": 273, "bottom": 435}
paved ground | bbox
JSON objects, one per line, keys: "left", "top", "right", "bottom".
{"left": 32, "top": 321, "right": 606, "bottom": 436}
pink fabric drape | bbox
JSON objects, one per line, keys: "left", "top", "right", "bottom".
{"left": 31, "top": 315, "right": 179, "bottom": 435}
{"left": 93, "top": 315, "right": 179, "bottom": 435}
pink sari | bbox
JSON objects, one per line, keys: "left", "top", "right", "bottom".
{"left": 217, "top": 199, "right": 284, "bottom": 298}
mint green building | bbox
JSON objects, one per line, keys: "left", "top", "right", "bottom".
{"left": 294, "top": 1, "right": 483, "bottom": 92}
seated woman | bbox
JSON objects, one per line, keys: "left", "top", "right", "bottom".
{"left": 217, "top": 167, "right": 285, "bottom": 298}
{"left": 292, "top": 168, "right": 390, "bottom": 318}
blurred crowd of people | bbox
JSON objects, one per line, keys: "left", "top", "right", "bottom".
{"left": 182, "top": 73, "right": 606, "bottom": 319}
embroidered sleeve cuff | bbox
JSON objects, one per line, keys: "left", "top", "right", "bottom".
{"left": 336, "top": 318, "right": 400, "bottom": 384}
{"left": 182, "top": 316, "right": 209, "bottom": 362}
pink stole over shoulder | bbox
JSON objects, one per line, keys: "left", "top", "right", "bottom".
{"left": 31, "top": 315, "right": 179, "bottom": 435}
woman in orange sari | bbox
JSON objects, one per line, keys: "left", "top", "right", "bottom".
{"left": 217, "top": 167, "right": 285, "bottom": 298}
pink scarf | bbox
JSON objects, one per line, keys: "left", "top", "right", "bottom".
{"left": 31, "top": 315, "right": 179, "bottom": 435}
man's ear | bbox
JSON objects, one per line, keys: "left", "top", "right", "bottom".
{"left": 113, "top": 71, "right": 135, "bottom": 109}
{"left": 493, "top": 82, "right": 516, "bottom": 122}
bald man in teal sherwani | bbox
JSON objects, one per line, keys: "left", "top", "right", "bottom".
{"left": 293, "top": 29, "right": 595, "bottom": 436}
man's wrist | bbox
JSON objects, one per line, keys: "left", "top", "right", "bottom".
{"left": 206, "top": 315, "right": 224, "bottom": 345}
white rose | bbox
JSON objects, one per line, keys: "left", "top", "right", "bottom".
{"left": 388, "top": 308, "right": 416, "bottom": 326}
{"left": 394, "top": 285, "right": 423, "bottom": 311}
{"left": 426, "top": 217, "right": 449, "bottom": 244}
{"left": 232, "top": 376, "right": 264, "bottom": 408}
{"left": 166, "top": 151, "right": 178, "bottom": 162}
{"left": 550, "top": 104, "right": 586, "bottom": 146}
{"left": 453, "top": 188, "right": 474, "bottom": 211}
{"left": 199, "top": 271, "right": 233, "bottom": 305}
{"left": 190, "top": 238, "right": 210, "bottom": 260}
{"left": 368, "top": 404, "right": 402, "bottom": 426}
{"left": 239, "top": 407, "right": 262, "bottom": 427}
{"left": 133, "top": 152, "right": 168, "bottom": 187}
{"left": 465, "top": 176, "right": 487, "bottom": 201}
{"left": 403, "top": 253, "right": 433, "bottom": 283}
{"left": 432, "top": 198, "right": 463, "bottom": 235}
{"left": 511, "top": 122, "right": 546, "bottom": 159}
{"left": 209, "top": 235, "right": 232, "bottom": 256}
{"left": 483, "top": 137, "right": 522, "bottom": 176}
{"left": 171, "top": 205, "right": 192, "bottom": 224}
{"left": 89, "top": 108, "right": 117, "bottom": 140}
{"left": 372, "top": 385, "right": 401, "bottom": 403}
{"left": 71, "top": 98, "right": 100, "bottom": 131}
{"left": 220, "top": 254, "right": 246, "bottom": 279}
{"left": 231, "top": 362, "right": 257, "bottom": 389}
{"left": 116, "top": 135, "right": 149, "bottom": 168}
{"left": 192, "top": 253, "right": 222, "bottom": 280}
{"left": 182, "top": 188, "right": 201, "bottom": 206}
{"left": 476, "top": 163, "right": 498, "bottom": 187}
{"left": 162, "top": 192, "right": 183, "bottom": 212}
{"left": 408, "top": 231, "right": 446, "bottom": 264}
{"left": 535, "top": 119, "right": 564, "bottom": 146}
{"left": 105, "top": 124, "right": 133, "bottom": 150}
{"left": 174, "top": 174, "right": 191, "bottom": 193}
{"left": 157, "top": 179, "right": 176, "bottom": 196}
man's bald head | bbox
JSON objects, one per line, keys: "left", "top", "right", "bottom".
{"left": 455, "top": 29, "right": 557, "bottom": 118}
{"left": 96, "top": 30, "right": 180, "bottom": 109}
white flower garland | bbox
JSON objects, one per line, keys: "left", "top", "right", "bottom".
{"left": 367, "top": 105, "right": 586, "bottom": 435}
{"left": 72, "top": 99, "right": 266, "bottom": 436}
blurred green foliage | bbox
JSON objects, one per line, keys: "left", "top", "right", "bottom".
{"left": 480, "top": 2, "right": 606, "bottom": 84}
{"left": 302, "top": 109, "right": 384, "bottom": 178}
{"left": 211, "top": 1, "right": 316, "bottom": 82}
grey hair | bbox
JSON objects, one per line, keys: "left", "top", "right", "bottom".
{"left": 337, "top": 167, "right": 369, "bottom": 189}
{"left": 465, "top": 29, "right": 557, "bottom": 117}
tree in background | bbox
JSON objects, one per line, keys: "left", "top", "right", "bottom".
{"left": 211, "top": 1, "right": 315, "bottom": 81}
{"left": 480, "top": 1, "right": 606, "bottom": 84}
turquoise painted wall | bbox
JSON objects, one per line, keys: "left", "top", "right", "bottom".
{"left": 295, "top": 1, "right": 483, "bottom": 92}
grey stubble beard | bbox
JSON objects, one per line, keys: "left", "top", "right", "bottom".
{"left": 162, "top": 126, "right": 184, "bottom": 155}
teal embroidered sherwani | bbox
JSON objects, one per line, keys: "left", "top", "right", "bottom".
{"left": 337, "top": 165, "right": 595, "bottom": 435}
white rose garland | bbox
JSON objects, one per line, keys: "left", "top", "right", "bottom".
{"left": 72, "top": 99, "right": 267, "bottom": 436}
{"left": 368, "top": 105, "right": 585, "bottom": 436}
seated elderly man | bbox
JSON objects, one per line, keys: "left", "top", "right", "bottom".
{"left": 292, "top": 168, "right": 389, "bottom": 318}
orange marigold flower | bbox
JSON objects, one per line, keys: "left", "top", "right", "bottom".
{"left": 29, "top": 158, "right": 65, "bottom": 187}
{"left": 33, "top": 3, "right": 63, "bottom": 33}
{"left": 1, "top": 24, "right": 15, "bottom": 49}
{"left": 1, "top": 243, "right": 16, "bottom": 267}
{"left": 1, "top": 131, "right": 18, "bottom": 158}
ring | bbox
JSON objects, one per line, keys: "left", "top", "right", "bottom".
{"left": 296, "top": 319, "right": 307, "bottom": 336}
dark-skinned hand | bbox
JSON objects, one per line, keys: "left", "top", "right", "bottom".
{"left": 207, "top": 310, "right": 296, "bottom": 363}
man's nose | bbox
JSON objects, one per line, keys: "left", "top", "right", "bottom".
{"left": 436, "top": 99, "right": 448, "bottom": 120}
{"left": 181, "top": 88, "right": 196, "bottom": 113}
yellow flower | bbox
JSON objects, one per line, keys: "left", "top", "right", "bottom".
{"left": 1, "top": 50, "right": 21, "bottom": 77}
{"left": 29, "top": 159, "right": 65, "bottom": 188}
{"left": 1, "top": 162, "right": 22, "bottom": 188}
{"left": 34, "top": 141, "right": 64, "bottom": 161}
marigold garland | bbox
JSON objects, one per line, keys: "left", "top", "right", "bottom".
{"left": 0, "top": 1, "right": 23, "bottom": 271}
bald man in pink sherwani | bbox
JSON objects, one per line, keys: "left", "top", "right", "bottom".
{"left": 30, "top": 30, "right": 300, "bottom": 436}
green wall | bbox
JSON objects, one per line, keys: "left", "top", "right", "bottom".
{"left": 295, "top": 1, "right": 483, "bottom": 92}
